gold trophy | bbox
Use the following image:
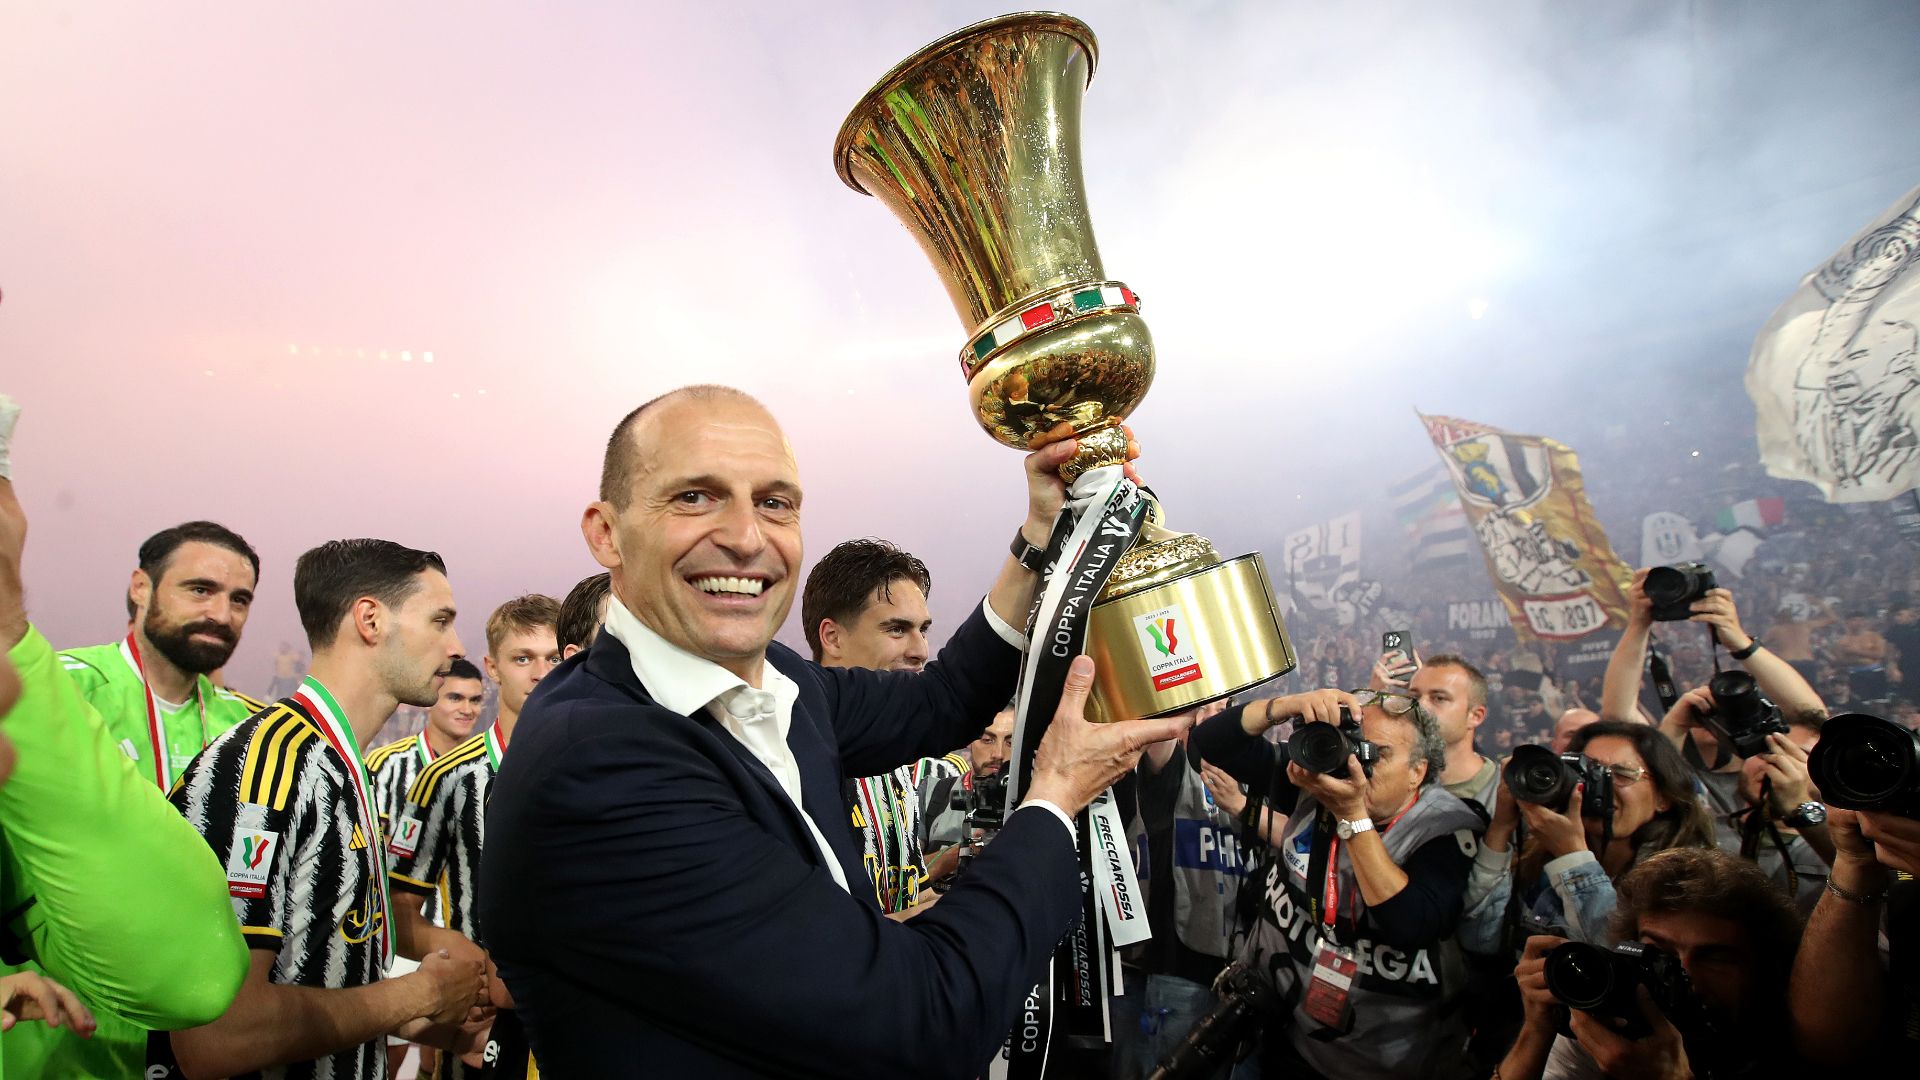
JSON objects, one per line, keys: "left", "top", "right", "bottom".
{"left": 836, "top": 11, "right": 1294, "bottom": 720}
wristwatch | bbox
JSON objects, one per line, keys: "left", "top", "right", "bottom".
{"left": 1783, "top": 801, "right": 1828, "bottom": 828}
{"left": 1010, "top": 529, "right": 1049, "bottom": 573}
{"left": 1335, "top": 816, "right": 1374, "bottom": 840}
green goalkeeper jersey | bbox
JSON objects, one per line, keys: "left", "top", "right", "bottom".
{"left": 1, "top": 628, "right": 248, "bottom": 1078}
{"left": 55, "top": 638, "right": 261, "bottom": 790}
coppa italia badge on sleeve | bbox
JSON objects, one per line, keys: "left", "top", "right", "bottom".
{"left": 1134, "top": 605, "right": 1203, "bottom": 692}
{"left": 226, "top": 828, "right": 279, "bottom": 899}
{"left": 389, "top": 813, "right": 423, "bottom": 859}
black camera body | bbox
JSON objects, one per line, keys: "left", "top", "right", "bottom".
{"left": 950, "top": 770, "right": 1009, "bottom": 832}
{"left": 1645, "top": 562, "right": 1716, "bottom": 622}
{"left": 1545, "top": 940, "right": 1704, "bottom": 1039}
{"left": 1809, "top": 712, "right": 1920, "bottom": 820}
{"left": 1285, "top": 707, "right": 1378, "bottom": 780}
{"left": 1700, "top": 670, "right": 1789, "bottom": 759}
{"left": 1504, "top": 744, "right": 1611, "bottom": 819}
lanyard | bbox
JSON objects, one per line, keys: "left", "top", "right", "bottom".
{"left": 123, "top": 631, "right": 209, "bottom": 789}
{"left": 291, "top": 676, "right": 392, "bottom": 964}
{"left": 1319, "top": 799, "right": 1415, "bottom": 933}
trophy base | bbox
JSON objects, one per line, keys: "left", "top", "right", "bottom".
{"left": 1086, "top": 545, "right": 1296, "bottom": 723}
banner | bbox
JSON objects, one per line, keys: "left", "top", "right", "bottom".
{"left": 1748, "top": 185, "right": 1920, "bottom": 502}
{"left": 1446, "top": 598, "right": 1513, "bottom": 644}
{"left": 1419, "top": 413, "right": 1634, "bottom": 642}
{"left": 1282, "top": 512, "right": 1361, "bottom": 614}
{"left": 1639, "top": 511, "right": 1704, "bottom": 567}
{"left": 1391, "top": 465, "right": 1473, "bottom": 567}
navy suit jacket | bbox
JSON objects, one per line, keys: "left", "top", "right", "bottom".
{"left": 479, "top": 603, "right": 1083, "bottom": 1078}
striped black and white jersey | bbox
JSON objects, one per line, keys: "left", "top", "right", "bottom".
{"left": 366, "top": 733, "right": 442, "bottom": 926}
{"left": 166, "top": 698, "right": 389, "bottom": 1080}
{"left": 387, "top": 728, "right": 500, "bottom": 943}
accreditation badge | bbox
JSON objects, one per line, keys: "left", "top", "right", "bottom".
{"left": 1300, "top": 939, "right": 1359, "bottom": 1035}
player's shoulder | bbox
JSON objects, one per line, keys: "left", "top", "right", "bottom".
{"left": 54, "top": 641, "right": 124, "bottom": 692}
{"left": 366, "top": 736, "right": 418, "bottom": 772}
{"left": 407, "top": 732, "right": 489, "bottom": 804}
{"left": 213, "top": 685, "right": 269, "bottom": 716}
{"left": 215, "top": 703, "right": 332, "bottom": 812}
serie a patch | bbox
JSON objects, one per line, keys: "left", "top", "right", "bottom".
{"left": 226, "top": 828, "right": 280, "bottom": 899}
{"left": 389, "top": 812, "right": 423, "bottom": 859}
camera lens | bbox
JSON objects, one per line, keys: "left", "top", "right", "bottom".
{"left": 1287, "top": 722, "right": 1352, "bottom": 776}
{"left": 1811, "top": 713, "right": 1920, "bottom": 808}
{"left": 1709, "top": 670, "right": 1762, "bottom": 724}
{"left": 1544, "top": 943, "right": 1618, "bottom": 1012}
{"left": 1504, "top": 744, "right": 1576, "bottom": 808}
{"left": 1644, "top": 566, "right": 1694, "bottom": 606}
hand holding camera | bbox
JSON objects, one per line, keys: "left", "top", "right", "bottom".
{"left": 1503, "top": 745, "right": 1606, "bottom": 856}
{"left": 1283, "top": 704, "right": 1379, "bottom": 819}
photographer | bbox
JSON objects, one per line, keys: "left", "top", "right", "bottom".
{"left": 1698, "top": 696, "right": 1833, "bottom": 912}
{"left": 1190, "top": 687, "right": 1484, "bottom": 1080}
{"left": 1498, "top": 848, "right": 1804, "bottom": 1080}
{"left": 1461, "top": 721, "right": 1715, "bottom": 952}
{"left": 1790, "top": 806, "right": 1920, "bottom": 1065}
{"left": 1601, "top": 570, "right": 1825, "bottom": 729}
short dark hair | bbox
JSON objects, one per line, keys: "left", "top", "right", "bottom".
{"left": 800, "top": 539, "right": 932, "bottom": 662}
{"left": 131, "top": 520, "right": 261, "bottom": 617}
{"left": 599, "top": 385, "right": 762, "bottom": 507}
{"left": 557, "top": 572, "right": 612, "bottom": 652}
{"left": 1610, "top": 847, "right": 1803, "bottom": 1017}
{"left": 444, "top": 657, "right": 484, "bottom": 683}
{"left": 486, "top": 594, "right": 561, "bottom": 657}
{"left": 293, "top": 539, "right": 447, "bottom": 650}
{"left": 1421, "top": 653, "right": 1488, "bottom": 711}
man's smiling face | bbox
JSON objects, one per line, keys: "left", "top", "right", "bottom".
{"left": 600, "top": 394, "right": 802, "bottom": 681}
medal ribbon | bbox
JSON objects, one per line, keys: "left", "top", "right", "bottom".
{"left": 1319, "top": 799, "right": 1414, "bottom": 934}
{"left": 414, "top": 732, "right": 438, "bottom": 769}
{"left": 483, "top": 726, "right": 505, "bottom": 773}
{"left": 292, "top": 676, "right": 393, "bottom": 964}
{"left": 122, "top": 631, "right": 209, "bottom": 790}
{"left": 997, "top": 463, "right": 1149, "bottom": 1078}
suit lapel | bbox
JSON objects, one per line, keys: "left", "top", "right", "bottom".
{"left": 586, "top": 634, "right": 844, "bottom": 878}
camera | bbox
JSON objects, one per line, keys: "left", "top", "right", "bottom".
{"left": 1698, "top": 671, "right": 1788, "bottom": 759}
{"left": 949, "top": 770, "right": 1008, "bottom": 832}
{"left": 1285, "top": 706, "right": 1378, "bottom": 780}
{"left": 1644, "top": 562, "right": 1716, "bottom": 622}
{"left": 1148, "top": 963, "right": 1278, "bottom": 1080}
{"left": 1545, "top": 941, "right": 1704, "bottom": 1039}
{"left": 1809, "top": 712, "right": 1920, "bottom": 819}
{"left": 1504, "top": 744, "right": 1611, "bottom": 819}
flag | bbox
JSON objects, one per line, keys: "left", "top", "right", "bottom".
{"left": 1419, "top": 412, "right": 1634, "bottom": 641}
{"left": 1282, "top": 512, "right": 1361, "bottom": 614}
{"left": 1640, "top": 511, "right": 1705, "bottom": 566}
{"left": 1390, "top": 465, "right": 1472, "bottom": 567}
{"left": 1747, "top": 185, "right": 1920, "bottom": 503}
{"left": 1700, "top": 529, "right": 1765, "bottom": 578}
{"left": 1713, "top": 497, "right": 1785, "bottom": 533}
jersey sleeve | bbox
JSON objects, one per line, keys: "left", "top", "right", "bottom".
{"left": 388, "top": 764, "right": 462, "bottom": 900}
{"left": 1, "top": 626, "right": 248, "bottom": 1028}
{"left": 172, "top": 706, "right": 316, "bottom": 953}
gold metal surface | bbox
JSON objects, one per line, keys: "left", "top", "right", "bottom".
{"left": 837, "top": 12, "right": 1294, "bottom": 721}
{"left": 1086, "top": 554, "right": 1297, "bottom": 722}
{"left": 835, "top": 12, "right": 1153, "bottom": 452}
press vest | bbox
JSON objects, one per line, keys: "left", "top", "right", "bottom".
{"left": 1248, "top": 785, "right": 1484, "bottom": 1080}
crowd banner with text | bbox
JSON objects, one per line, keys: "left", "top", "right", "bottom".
{"left": 1419, "top": 412, "right": 1634, "bottom": 641}
{"left": 1748, "top": 184, "right": 1920, "bottom": 503}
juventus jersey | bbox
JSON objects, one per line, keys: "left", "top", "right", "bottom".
{"left": 387, "top": 728, "right": 500, "bottom": 943}
{"left": 366, "top": 733, "right": 443, "bottom": 925}
{"left": 164, "top": 697, "right": 389, "bottom": 1080}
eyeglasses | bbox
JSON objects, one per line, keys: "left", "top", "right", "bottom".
{"left": 1601, "top": 762, "right": 1649, "bottom": 786}
{"left": 1346, "top": 689, "right": 1418, "bottom": 716}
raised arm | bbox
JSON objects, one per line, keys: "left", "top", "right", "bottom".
{"left": 1600, "top": 569, "right": 1656, "bottom": 724}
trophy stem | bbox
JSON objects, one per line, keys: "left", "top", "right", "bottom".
{"left": 1059, "top": 424, "right": 1130, "bottom": 484}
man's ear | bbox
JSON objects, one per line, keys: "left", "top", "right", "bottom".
{"left": 483, "top": 654, "right": 501, "bottom": 682}
{"left": 582, "top": 503, "right": 622, "bottom": 571}
{"left": 348, "top": 597, "right": 383, "bottom": 647}
{"left": 129, "top": 569, "right": 152, "bottom": 616}
{"left": 1469, "top": 704, "right": 1488, "bottom": 730}
{"left": 818, "top": 618, "right": 843, "bottom": 661}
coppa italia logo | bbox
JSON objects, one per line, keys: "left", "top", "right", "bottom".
{"left": 225, "top": 826, "right": 280, "bottom": 899}
{"left": 1134, "top": 603, "right": 1203, "bottom": 692}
